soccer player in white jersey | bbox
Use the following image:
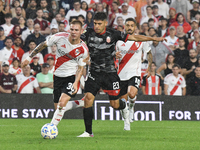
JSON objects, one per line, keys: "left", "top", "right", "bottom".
{"left": 116, "top": 18, "right": 153, "bottom": 130}
{"left": 22, "top": 20, "right": 89, "bottom": 127}
{"left": 164, "top": 64, "right": 186, "bottom": 96}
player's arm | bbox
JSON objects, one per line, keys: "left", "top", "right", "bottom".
{"left": 128, "top": 34, "right": 166, "bottom": 42}
{"left": 21, "top": 41, "right": 48, "bottom": 67}
{"left": 72, "top": 65, "right": 84, "bottom": 95}
{"left": 164, "top": 84, "right": 169, "bottom": 95}
{"left": 182, "top": 87, "right": 186, "bottom": 96}
{"left": 146, "top": 51, "right": 153, "bottom": 78}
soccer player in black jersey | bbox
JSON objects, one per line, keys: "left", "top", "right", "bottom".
{"left": 78, "top": 12, "right": 166, "bottom": 137}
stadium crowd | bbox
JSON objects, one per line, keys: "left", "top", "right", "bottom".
{"left": 0, "top": 0, "right": 200, "bottom": 96}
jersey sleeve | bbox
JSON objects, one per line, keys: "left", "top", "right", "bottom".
{"left": 80, "top": 28, "right": 91, "bottom": 42}
{"left": 142, "top": 42, "right": 151, "bottom": 53}
{"left": 181, "top": 77, "right": 186, "bottom": 88}
{"left": 164, "top": 76, "right": 169, "bottom": 85}
{"left": 46, "top": 34, "right": 61, "bottom": 47}
{"left": 77, "top": 47, "right": 88, "bottom": 66}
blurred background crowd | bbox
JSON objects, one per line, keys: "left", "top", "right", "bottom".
{"left": 0, "top": 0, "right": 200, "bottom": 96}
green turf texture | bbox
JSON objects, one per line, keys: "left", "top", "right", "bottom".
{"left": 0, "top": 119, "right": 199, "bottom": 150}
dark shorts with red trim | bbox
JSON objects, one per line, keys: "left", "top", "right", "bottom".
{"left": 53, "top": 75, "right": 79, "bottom": 103}
{"left": 85, "top": 71, "right": 121, "bottom": 100}
{"left": 120, "top": 76, "right": 141, "bottom": 96}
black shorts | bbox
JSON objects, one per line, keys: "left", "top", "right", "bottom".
{"left": 84, "top": 71, "right": 121, "bottom": 100}
{"left": 120, "top": 76, "right": 140, "bottom": 96}
{"left": 53, "top": 75, "right": 77, "bottom": 103}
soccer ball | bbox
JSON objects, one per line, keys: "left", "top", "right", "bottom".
{"left": 41, "top": 123, "right": 58, "bottom": 139}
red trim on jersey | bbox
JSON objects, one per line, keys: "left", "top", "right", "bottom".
{"left": 55, "top": 46, "right": 85, "bottom": 71}
{"left": 124, "top": 34, "right": 129, "bottom": 42}
{"left": 8, "top": 49, "right": 17, "bottom": 65}
{"left": 169, "top": 77, "right": 183, "bottom": 95}
{"left": 103, "top": 89, "right": 120, "bottom": 96}
{"left": 151, "top": 76, "right": 156, "bottom": 95}
{"left": 55, "top": 32, "right": 69, "bottom": 37}
{"left": 18, "top": 77, "right": 35, "bottom": 93}
{"left": 118, "top": 42, "right": 142, "bottom": 74}
{"left": 99, "top": 27, "right": 106, "bottom": 35}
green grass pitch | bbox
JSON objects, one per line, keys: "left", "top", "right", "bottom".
{"left": 0, "top": 119, "right": 200, "bottom": 150}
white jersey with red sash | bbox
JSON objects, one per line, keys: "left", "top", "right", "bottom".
{"left": 0, "top": 47, "right": 17, "bottom": 65}
{"left": 9, "top": 67, "right": 22, "bottom": 75}
{"left": 46, "top": 32, "right": 88, "bottom": 78}
{"left": 16, "top": 74, "right": 39, "bottom": 93}
{"left": 116, "top": 40, "right": 151, "bottom": 81}
{"left": 164, "top": 73, "right": 186, "bottom": 96}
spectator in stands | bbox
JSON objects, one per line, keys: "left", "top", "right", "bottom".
{"left": 96, "top": 3, "right": 104, "bottom": 13}
{"left": 163, "top": 26, "right": 178, "bottom": 51}
{"left": 141, "top": 0, "right": 153, "bottom": 17}
{"left": 47, "top": 55, "right": 55, "bottom": 74}
{"left": 148, "top": 27, "right": 157, "bottom": 37}
{"left": 25, "top": 0, "right": 37, "bottom": 19}
{"left": 157, "top": 17, "right": 168, "bottom": 37}
{"left": 46, "top": 24, "right": 58, "bottom": 53}
{"left": 59, "top": 0, "right": 73, "bottom": 14}
{"left": 30, "top": 56, "right": 42, "bottom": 77}
{"left": 164, "top": 64, "right": 186, "bottom": 96}
{"left": 9, "top": 25, "right": 22, "bottom": 40}
{"left": 186, "top": 65, "right": 200, "bottom": 95}
{"left": 0, "top": 61, "right": 18, "bottom": 93}
{"left": 187, "top": 0, "right": 199, "bottom": 23}
{"left": 117, "top": 25, "right": 124, "bottom": 32}
{"left": 0, "top": 27, "right": 6, "bottom": 50}
{"left": 140, "top": 22, "right": 149, "bottom": 36}
{"left": 152, "top": 5, "right": 163, "bottom": 21}
{"left": 36, "top": 63, "right": 53, "bottom": 94}
{"left": 58, "top": 8, "right": 69, "bottom": 30}
{"left": 18, "top": 16, "right": 26, "bottom": 31}
{"left": 51, "top": 13, "right": 62, "bottom": 28}
{"left": 9, "top": 57, "right": 22, "bottom": 75}
{"left": 170, "top": 13, "right": 192, "bottom": 34}
{"left": 188, "top": 29, "right": 200, "bottom": 50}
{"left": 81, "top": 1, "right": 88, "bottom": 11}
{"left": 78, "top": 15, "right": 87, "bottom": 31}
{"left": 140, "top": 6, "right": 158, "bottom": 29}
{"left": 11, "top": 37, "right": 24, "bottom": 61}
{"left": 44, "top": 44, "right": 56, "bottom": 63}
{"left": 34, "top": 8, "right": 50, "bottom": 35}
{"left": 154, "top": 0, "right": 169, "bottom": 19}
{"left": 134, "top": 0, "right": 148, "bottom": 23}
{"left": 148, "top": 18, "right": 156, "bottom": 29}
{"left": 21, "top": 19, "right": 34, "bottom": 42}
{"left": 174, "top": 37, "right": 189, "bottom": 68}
{"left": 108, "top": 2, "right": 120, "bottom": 27}
{"left": 58, "top": 22, "right": 65, "bottom": 32}
{"left": 39, "top": 0, "right": 53, "bottom": 18}
{"left": 150, "top": 34, "right": 173, "bottom": 69}
{"left": 11, "top": 6, "right": 23, "bottom": 25}
{"left": 142, "top": 62, "right": 162, "bottom": 95}
{"left": 186, "top": 20, "right": 199, "bottom": 43}
{"left": 119, "top": 0, "right": 137, "bottom": 16}
{"left": 65, "top": 0, "right": 86, "bottom": 23}
{"left": 22, "top": 40, "right": 44, "bottom": 65}
{"left": 176, "top": 26, "right": 189, "bottom": 48}
{"left": 196, "top": 42, "right": 200, "bottom": 57}
{"left": 51, "top": 0, "right": 59, "bottom": 18}
{"left": 170, "top": 0, "right": 190, "bottom": 20}
{"left": 85, "top": 10, "right": 94, "bottom": 28}
{"left": 24, "top": 24, "right": 47, "bottom": 56}
{"left": 113, "top": 16, "right": 124, "bottom": 29}
{"left": 168, "top": 7, "right": 176, "bottom": 26}
{"left": 16, "top": 65, "right": 41, "bottom": 94}
{"left": 0, "top": 0, "right": 9, "bottom": 25}
{"left": 182, "top": 49, "right": 198, "bottom": 81}
{"left": 0, "top": 37, "right": 15, "bottom": 66}
{"left": 10, "top": 0, "right": 26, "bottom": 18}
{"left": 1, "top": 13, "right": 14, "bottom": 36}
{"left": 157, "top": 53, "right": 175, "bottom": 79}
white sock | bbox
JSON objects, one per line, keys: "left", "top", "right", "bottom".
{"left": 128, "top": 96, "right": 136, "bottom": 109}
{"left": 63, "top": 98, "right": 84, "bottom": 112}
{"left": 51, "top": 107, "right": 65, "bottom": 126}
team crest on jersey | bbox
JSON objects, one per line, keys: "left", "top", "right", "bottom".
{"left": 106, "top": 36, "right": 111, "bottom": 43}
{"left": 75, "top": 49, "right": 80, "bottom": 56}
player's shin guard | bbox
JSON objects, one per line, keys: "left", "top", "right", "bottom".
{"left": 50, "top": 107, "right": 65, "bottom": 126}
{"left": 83, "top": 107, "right": 93, "bottom": 134}
{"left": 128, "top": 96, "right": 136, "bottom": 122}
{"left": 63, "top": 98, "right": 84, "bottom": 112}
{"left": 117, "top": 98, "right": 126, "bottom": 110}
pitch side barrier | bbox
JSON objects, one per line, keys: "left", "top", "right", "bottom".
{"left": 0, "top": 94, "right": 200, "bottom": 121}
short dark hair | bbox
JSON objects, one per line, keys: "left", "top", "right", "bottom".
{"left": 148, "top": 18, "right": 154, "bottom": 22}
{"left": 146, "top": 6, "right": 152, "bottom": 10}
{"left": 152, "top": 62, "right": 156, "bottom": 66}
{"left": 29, "top": 39, "right": 36, "bottom": 44}
{"left": 172, "top": 64, "right": 181, "bottom": 69}
{"left": 178, "top": 37, "right": 185, "bottom": 41}
{"left": 5, "top": 13, "right": 12, "bottom": 18}
{"left": 71, "top": 20, "right": 83, "bottom": 27}
{"left": 78, "top": 14, "right": 85, "bottom": 20}
{"left": 94, "top": 12, "right": 107, "bottom": 21}
{"left": 59, "top": 22, "right": 65, "bottom": 26}
{"left": 148, "top": 27, "right": 157, "bottom": 33}
{"left": 112, "top": 1, "right": 118, "bottom": 5}
{"left": 125, "top": 17, "right": 137, "bottom": 25}
{"left": 73, "top": 0, "right": 81, "bottom": 4}
{"left": 5, "top": 37, "right": 13, "bottom": 42}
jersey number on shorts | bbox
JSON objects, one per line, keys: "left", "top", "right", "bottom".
{"left": 135, "top": 78, "right": 140, "bottom": 88}
{"left": 66, "top": 83, "right": 75, "bottom": 94}
{"left": 113, "top": 82, "right": 119, "bottom": 90}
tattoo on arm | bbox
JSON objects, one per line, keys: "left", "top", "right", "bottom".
{"left": 29, "top": 41, "right": 47, "bottom": 58}
{"left": 75, "top": 66, "right": 84, "bottom": 83}
{"left": 147, "top": 51, "right": 153, "bottom": 71}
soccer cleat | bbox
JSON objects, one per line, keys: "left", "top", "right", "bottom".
{"left": 77, "top": 131, "right": 94, "bottom": 137}
{"left": 124, "top": 118, "right": 130, "bottom": 130}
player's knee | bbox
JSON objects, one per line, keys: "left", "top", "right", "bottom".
{"left": 128, "top": 91, "right": 137, "bottom": 99}
{"left": 84, "top": 95, "right": 94, "bottom": 108}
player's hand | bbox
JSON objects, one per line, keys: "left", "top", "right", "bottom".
{"left": 21, "top": 59, "right": 30, "bottom": 68}
{"left": 116, "top": 51, "right": 122, "bottom": 59}
{"left": 83, "top": 55, "right": 90, "bottom": 63}
{"left": 72, "top": 82, "right": 78, "bottom": 95}
{"left": 146, "top": 71, "right": 151, "bottom": 79}
{"left": 154, "top": 37, "right": 167, "bottom": 42}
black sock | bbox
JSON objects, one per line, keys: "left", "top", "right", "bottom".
{"left": 117, "top": 99, "right": 126, "bottom": 110}
{"left": 83, "top": 107, "right": 93, "bottom": 134}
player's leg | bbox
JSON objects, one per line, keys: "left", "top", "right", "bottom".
{"left": 77, "top": 71, "right": 100, "bottom": 137}
{"left": 63, "top": 96, "right": 85, "bottom": 112}
{"left": 127, "top": 76, "right": 140, "bottom": 122}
